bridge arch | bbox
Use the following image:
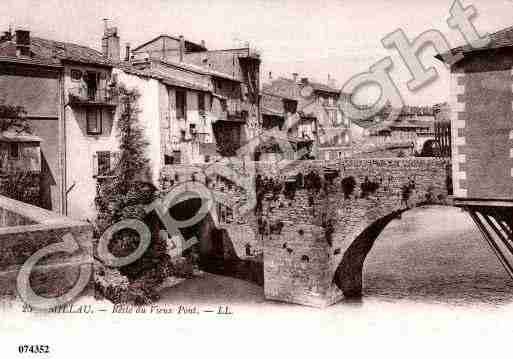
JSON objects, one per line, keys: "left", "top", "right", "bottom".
{"left": 167, "top": 195, "right": 264, "bottom": 285}
{"left": 332, "top": 204, "right": 457, "bottom": 299}
{"left": 333, "top": 208, "right": 410, "bottom": 298}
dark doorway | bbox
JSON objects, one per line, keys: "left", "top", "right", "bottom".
{"left": 85, "top": 71, "right": 98, "bottom": 100}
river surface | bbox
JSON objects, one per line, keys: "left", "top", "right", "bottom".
{"left": 363, "top": 205, "right": 513, "bottom": 306}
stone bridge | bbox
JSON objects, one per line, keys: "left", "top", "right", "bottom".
{"left": 160, "top": 157, "right": 451, "bottom": 307}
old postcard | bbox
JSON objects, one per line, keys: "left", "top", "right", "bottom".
{"left": 1, "top": 0, "right": 513, "bottom": 358}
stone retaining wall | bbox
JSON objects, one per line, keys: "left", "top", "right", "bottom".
{"left": 0, "top": 195, "right": 92, "bottom": 299}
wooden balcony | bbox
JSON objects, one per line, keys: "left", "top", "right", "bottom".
{"left": 68, "top": 87, "right": 118, "bottom": 108}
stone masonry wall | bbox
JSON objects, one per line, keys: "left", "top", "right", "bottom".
{"left": 0, "top": 171, "right": 40, "bottom": 206}
{"left": 0, "top": 196, "right": 93, "bottom": 299}
{"left": 451, "top": 51, "right": 513, "bottom": 199}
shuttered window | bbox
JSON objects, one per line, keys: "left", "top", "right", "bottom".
{"left": 176, "top": 90, "right": 187, "bottom": 120}
{"left": 86, "top": 108, "right": 102, "bottom": 135}
{"left": 198, "top": 92, "right": 205, "bottom": 112}
{"left": 92, "top": 151, "right": 119, "bottom": 177}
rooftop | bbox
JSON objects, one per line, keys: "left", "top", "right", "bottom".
{"left": 263, "top": 77, "right": 341, "bottom": 99}
{"left": 0, "top": 36, "right": 112, "bottom": 67}
{"left": 117, "top": 62, "right": 212, "bottom": 92}
{"left": 436, "top": 24, "right": 513, "bottom": 62}
{"left": 132, "top": 34, "right": 207, "bottom": 52}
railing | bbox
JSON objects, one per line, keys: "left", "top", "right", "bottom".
{"left": 68, "top": 86, "right": 118, "bottom": 106}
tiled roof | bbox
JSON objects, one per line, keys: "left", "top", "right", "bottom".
{"left": 0, "top": 37, "right": 112, "bottom": 67}
{"left": 150, "top": 58, "right": 241, "bottom": 82}
{"left": 117, "top": 62, "right": 211, "bottom": 92}
{"left": 308, "top": 80, "right": 339, "bottom": 94}
{"left": 31, "top": 37, "right": 112, "bottom": 66}
{"left": 132, "top": 34, "right": 207, "bottom": 52}
{"left": 263, "top": 77, "right": 340, "bottom": 99}
{"left": 436, "top": 25, "right": 513, "bottom": 61}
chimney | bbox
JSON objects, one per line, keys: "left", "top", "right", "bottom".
{"left": 179, "top": 35, "right": 185, "bottom": 62}
{"left": 124, "top": 42, "right": 130, "bottom": 62}
{"left": 101, "top": 19, "right": 120, "bottom": 61}
{"left": 268, "top": 71, "right": 272, "bottom": 80}
{"left": 15, "top": 29, "right": 30, "bottom": 57}
{"left": 292, "top": 72, "right": 298, "bottom": 82}
{"left": 200, "top": 40, "right": 206, "bottom": 48}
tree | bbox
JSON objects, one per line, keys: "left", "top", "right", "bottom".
{"left": 95, "top": 85, "right": 154, "bottom": 226}
{"left": 94, "top": 85, "right": 171, "bottom": 304}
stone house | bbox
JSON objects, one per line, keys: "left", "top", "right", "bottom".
{"left": 434, "top": 25, "right": 513, "bottom": 275}
{"left": 0, "top": 25, "right": 264, "bottom": 221}
{"left": 0, "top": 27, "right": 118, "bottom": 217}
{"left": 0, "top": 29, "right": 64, "bottom": 212}
{"left": 132, "top": 35, "right": 262, "bottom": 156}
{"left": 259, "top": 91, "right": 314, "bottom": 161}
{"left": 263, "top": 75, "right": 350, "bottom": 160}
{"left": 435, "top": 24, "right": 513, "bottom": 201}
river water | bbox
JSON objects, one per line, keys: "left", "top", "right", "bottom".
{"left": 363, "top": 205, "right": 513, "bottom": 306}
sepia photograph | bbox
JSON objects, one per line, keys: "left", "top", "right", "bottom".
{"left": 1, "top": 0, "right": 513, "bottom": 358}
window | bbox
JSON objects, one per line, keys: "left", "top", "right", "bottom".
{"left": 180, "top": 130, "right": 186, "bottom": 142}
{"left": 328, "top": 110, "right": 336, "bottom": 126}
{"left": 176, "top": 90, "right": 187, "bottom": 120}
{"left": 198, "top": 93, "right": 205, "bottom": 112}
{"left": 8, "top": 143, "right": 19, "bottom": 160}
{"left": 189, "top": 123, "right": 196, "bottom": 134}
{"left": 165, "top": 151, "right": 181, "bottom": 165}
{"left": 173, "top": 150, "right": 181, "bottom": 164}
{"left": 71, "top": 69, "right": 82, "bottom": 81}
{"left": 86, "top": 108, "right": 102, "bottom": 135}
{"left": 93, "top": 151, "right": 116, "bottom": 177}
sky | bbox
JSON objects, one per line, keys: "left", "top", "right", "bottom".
{"left": 2, "top": 0, "right": 513, "bottom": 106}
